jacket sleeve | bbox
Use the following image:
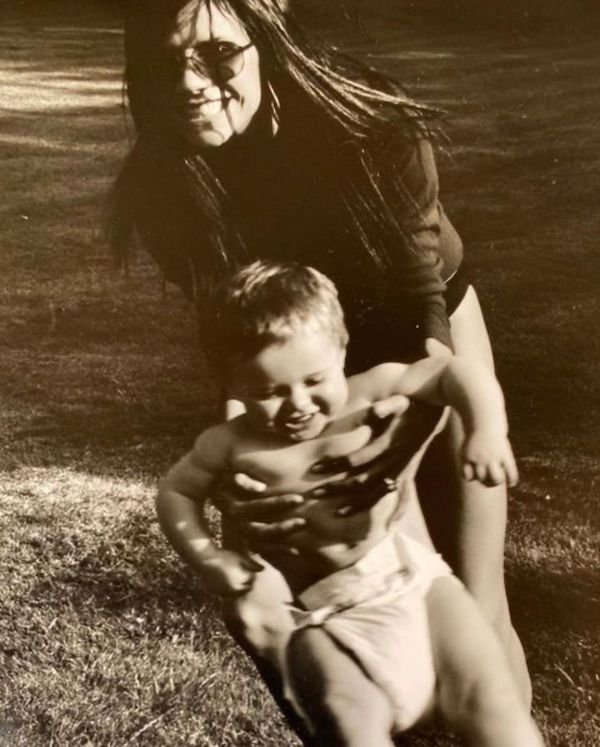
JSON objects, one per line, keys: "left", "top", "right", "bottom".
{"left": 385, "top": 136, "right": 464, "bottom": 353}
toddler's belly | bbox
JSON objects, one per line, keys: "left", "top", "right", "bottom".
{"left": 256, "top": 489, "right": 403, "bottom": 593}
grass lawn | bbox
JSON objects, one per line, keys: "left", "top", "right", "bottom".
{"left": 1, "top": 2, "right": 598, "bottom": 745}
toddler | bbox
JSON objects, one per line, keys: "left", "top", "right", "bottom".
{"left": 156, "top": 260, "right": 542, "bottom": 746}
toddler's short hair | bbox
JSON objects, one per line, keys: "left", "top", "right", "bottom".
{"left": 206, "top": 260, "right": 349, "bottom": 375}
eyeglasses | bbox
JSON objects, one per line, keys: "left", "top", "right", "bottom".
{"left": 170, "top": 41, "right": 254, "bottom": 82}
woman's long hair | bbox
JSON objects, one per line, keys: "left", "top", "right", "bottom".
{"left": 111, "top": 0, "right": 442, "bottom": 301}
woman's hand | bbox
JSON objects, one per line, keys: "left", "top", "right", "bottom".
{"left": 213, "top": 473, "right": 307, "bottom": 543}
{"left": 214, "top": 397, "right": 443, "bottom": 532}
{"left": 308, "top": 397, "right": 444, "bottom": 516}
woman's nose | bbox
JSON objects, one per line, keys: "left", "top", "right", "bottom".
{"left": 176, "top": 58, "right": 213, "bottom": 94}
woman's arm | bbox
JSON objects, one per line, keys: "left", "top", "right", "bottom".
{"left": 384, "top": 135, "right": 463, "bottom": 355}
{"left": 311, "top": 137, "right": 461, "bottom": 484}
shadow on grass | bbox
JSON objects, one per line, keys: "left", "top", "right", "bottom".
{"left": 6, "top": 403, "right": 215, "bottom": 475}
{"left": 509, "top": 564, "right": 599, "bottom": 645}
{"left": 508, "top": 564, "right": 600, "bottom": 736}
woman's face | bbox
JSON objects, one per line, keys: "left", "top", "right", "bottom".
{"left": 164, "top": 1, "right": 262, "bottom": 148}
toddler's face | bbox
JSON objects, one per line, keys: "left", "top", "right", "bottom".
{"left": 229, "top": 329, "right": 348, "bottom": 441}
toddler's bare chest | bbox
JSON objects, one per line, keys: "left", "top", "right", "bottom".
{"left": 230, "top": 423, "right": 372, "bottom": 494}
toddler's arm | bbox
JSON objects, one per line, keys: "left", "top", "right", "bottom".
{"left": 436, "top": 357, "right": 517, "bottom": 486}
{"left": 156, "top": 427, "right": 261, "bottom": 595}
{"left": 364, "top": 356, "right": 518, "bottom": 486}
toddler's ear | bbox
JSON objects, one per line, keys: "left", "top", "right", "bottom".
{"left": 424, "top": 337, "right": 453, "bottom": 358}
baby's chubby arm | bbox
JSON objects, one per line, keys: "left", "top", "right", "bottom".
{"left": 356, "top": 356, "right": 518, "bottom": 487}
{"left": 156, "top": 425, "right": 262, "bottom": 596}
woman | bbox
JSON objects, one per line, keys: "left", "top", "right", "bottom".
{"left": 112, "top": 0, "right": 531, "bottom": 718}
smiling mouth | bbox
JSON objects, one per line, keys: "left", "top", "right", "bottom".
{"left": 178, "top": 96, "right": 231, "bottom": 120}
{"left": 282, "top": 413, "right": 319, "bottom": 431}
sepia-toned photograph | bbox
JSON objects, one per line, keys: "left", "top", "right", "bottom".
{"left": 1, "top": 0, "right": 598, "bottom": 744}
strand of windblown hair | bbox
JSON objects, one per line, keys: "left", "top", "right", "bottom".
{"left": 181, "top": 154, "right": 250, "bottom": 282}
{"left": 271, "top": 21, "right": 441, "bottom": 139}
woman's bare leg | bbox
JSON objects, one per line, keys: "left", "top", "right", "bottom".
{"left": 418, "top": 286, "right": 531, "bottom": 704}
{"left": 428, "top": 577, "right": 543, "bottom": 745}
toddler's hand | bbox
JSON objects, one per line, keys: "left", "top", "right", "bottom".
{"left": 199, "top": 550, "right": 263, "bottom": 597}
{"left": 462, "top": 431, "right": 519, "bottom": 487}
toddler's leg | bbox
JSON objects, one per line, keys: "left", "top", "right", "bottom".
{"left": 419, "top": 285, "right": 531, "bottom": 705}
{"left": 222, "top": 560, "right": 295, "bottom": 671}
{"left": 287, "top": 626, "right": 395, "bottom": 747}
{"left": 427, "top": 577, "right": 544, "bottom": 747}
{"left": 221, "top": 562, "right": 312, "bottom": 742}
